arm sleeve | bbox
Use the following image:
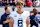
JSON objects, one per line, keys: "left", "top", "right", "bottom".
{"left": 1, "top": 15, "right": 6, "bottom": 24}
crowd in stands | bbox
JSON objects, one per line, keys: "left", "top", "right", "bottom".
{"left": 0, "top": 0, "right": 40, "bottom": 7}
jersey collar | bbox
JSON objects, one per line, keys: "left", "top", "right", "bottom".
{"left": 16, "top": 11, "right": 24, "bottom": 14}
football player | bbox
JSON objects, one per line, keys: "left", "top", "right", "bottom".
{"left": 9, "top": 1, "right": 30, "bottom": 27}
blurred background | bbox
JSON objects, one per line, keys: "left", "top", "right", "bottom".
{"left": 0, "top": 0, "right": 40, "bottom": 7}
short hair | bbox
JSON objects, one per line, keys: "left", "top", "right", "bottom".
{"left": 5, "top": 6, "right": 8, "bottom": 11}
{"left": 33, "top": 8, "right": 38, "bottom": 14}
{"left": 16, "top": 1, "right": 24, "bottom": 6}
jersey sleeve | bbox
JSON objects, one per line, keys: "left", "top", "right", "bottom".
{"left": 27, "top": 12, "right": 30, "bottom": 17}
{"left": 26, "top": 11, "right": 30, "bottom": 20}
{"left": 9, "top": 12, "right": 14, "bottom": 19}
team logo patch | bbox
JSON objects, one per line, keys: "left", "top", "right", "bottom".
{"left": 14, "top": 14, "right": 17, "bottom": 17}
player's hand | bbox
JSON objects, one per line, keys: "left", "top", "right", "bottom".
{"left": 3, "top": 20, "right": 10, "bottom": 24}
{"left": 6, "top": 19, "right": 10, "bottom": 23}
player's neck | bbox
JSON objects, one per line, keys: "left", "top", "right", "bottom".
{"left": 5, "top": 12, "right": 9, "bottom": 14}
{"left": 34, "top": 13, "right": 37, "bottom": 16}
{"left": 17, "top": 11, "right": 23, "bottom": 14}
{"left": 34, "top": 14, "right": 37, "bottom": 16}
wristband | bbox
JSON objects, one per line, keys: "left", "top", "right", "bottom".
{"left": 5, "top": 21, "right": 7, "bottom": 23}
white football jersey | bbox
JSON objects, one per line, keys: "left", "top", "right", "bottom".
{"left": 9, "top": 11, "right": 30, "bottom": 27}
